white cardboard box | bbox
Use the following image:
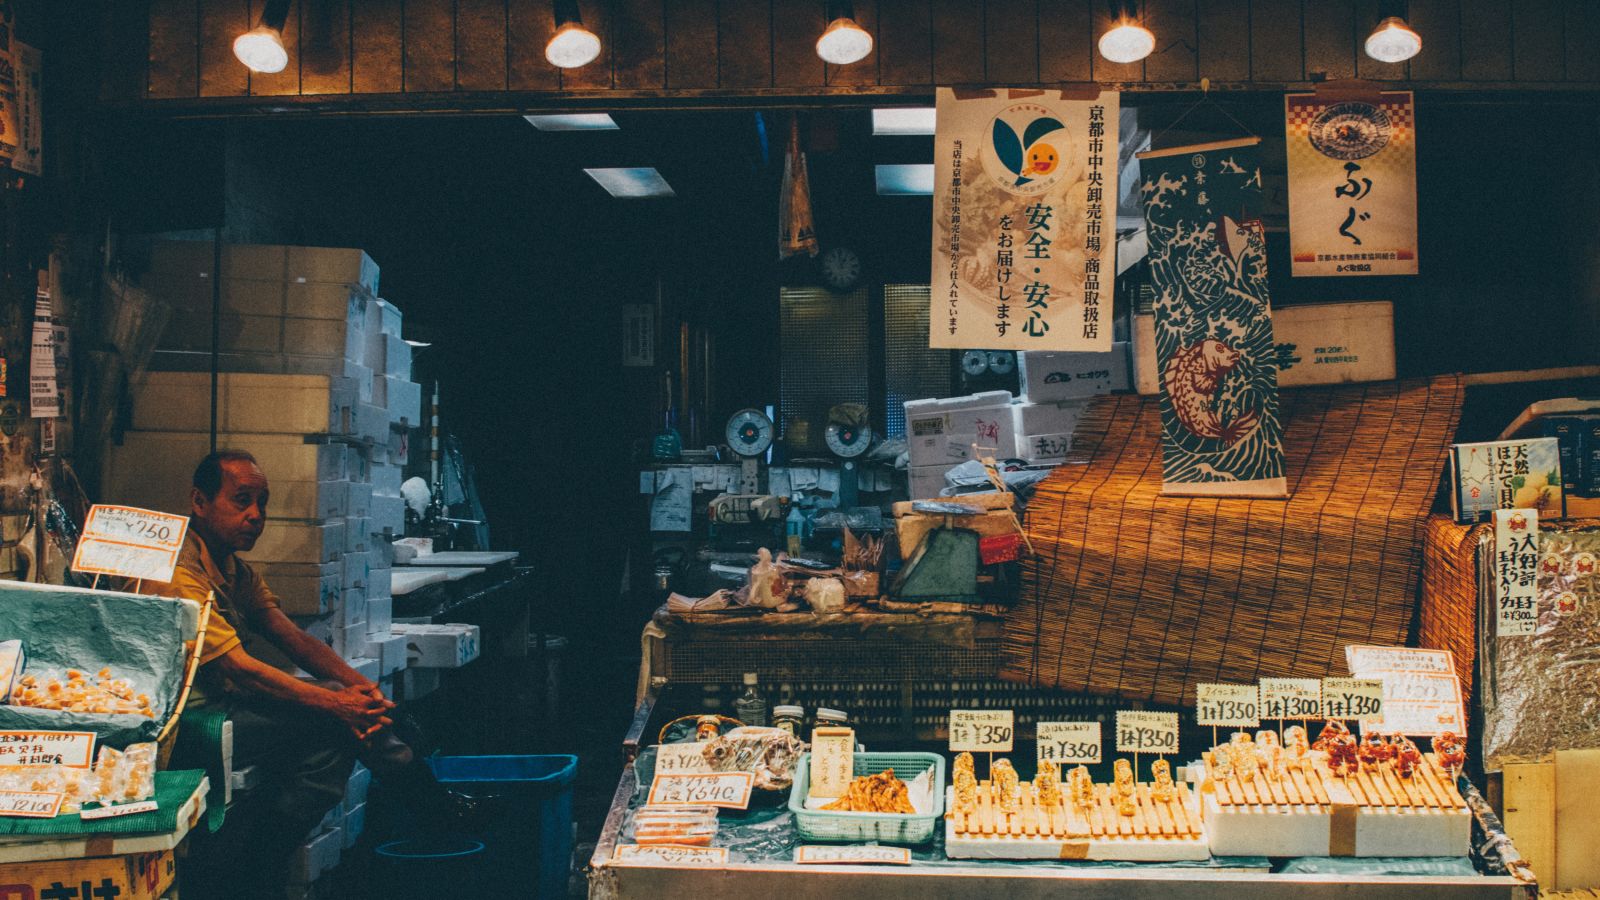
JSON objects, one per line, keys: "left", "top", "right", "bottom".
{"left": 385, "top": 377, "right": 422, "bottom": 426}
{"left": 364, "top": 595, "right": 392, "bottom": 635}
{"left": 393, "top": 623, "right": 480, "bottom": 668}
{"left": 1013, "top": 400, "right": 1087, "bottom": 464}
{"left": 1017, "top": 342, "right": 1131, "bottom": 403}
{"left": 904, "top": 391, "right": 1018, "bottom": 468}
{"left": 908, "top": 465, "right": 952, "bottom": 500}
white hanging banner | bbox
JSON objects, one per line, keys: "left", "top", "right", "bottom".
{"left": 28, "top": 284, "right": 57, "bottom": 418}
{"left": 932, "top": 87, "right": 1119, "bottom": 351}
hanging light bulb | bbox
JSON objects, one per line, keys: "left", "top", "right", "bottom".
{"left": 1365, "top": 15, "right": 1422, "bottom": 63}
{"left": 545, "top": 0, "right": 602, "bottom": 69}
{"left": 233, "top": 0, "right": 290, "bottom": 74}
{"left": 816, "top": 1, "right": 873, "bottom": 66}
{"left": 1097, "top": 2, "right": 1155, "bottom": 65}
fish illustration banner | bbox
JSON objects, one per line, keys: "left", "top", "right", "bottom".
{"left": 931, "top": 87, "right": 1119, "bottom": 352}
{"left": 1138, "top": 138, "right": 1287, "bottom": 498}
{"left": 1285, "top": 90, "right": 1418, "bottom": 277}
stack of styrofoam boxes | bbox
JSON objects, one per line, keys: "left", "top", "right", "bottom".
{"left": 1012, "top": 342, "right": 1132, "bottom": 465}
{"left": 903, "top": 391, "right": 1018, "bottom": 499}
{"left": 283, "top": 763, "right": 370, "bottom": 898}
{"left": 390, "top": 622, "right": 481, "bottom": 701}
{"left": 106, "top": 241, "right": 422, "bottom": 682}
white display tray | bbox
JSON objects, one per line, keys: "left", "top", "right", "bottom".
{"left": 943, "top": 782, "right": 1209, "bottom": 862}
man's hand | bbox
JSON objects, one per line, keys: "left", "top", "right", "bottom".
{"left": 320, "top": 683, "right": 395, "bottom": 739}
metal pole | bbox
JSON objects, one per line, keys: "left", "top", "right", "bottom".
{"left": 209, "top": 229, "right": 221, "bottom": 453}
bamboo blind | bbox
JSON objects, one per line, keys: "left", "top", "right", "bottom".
{"left": 1420, "top": 514, "right": 1486, "bottom": 703}
{"left": 1005, "top": 376, "right": 1464, "bottom": 707}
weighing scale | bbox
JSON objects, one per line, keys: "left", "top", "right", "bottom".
{"left": 824, "top": 414, "right": 873, "bottom": 508}
{"left": 725, "top": 408, "right": 774, "bottom": 494}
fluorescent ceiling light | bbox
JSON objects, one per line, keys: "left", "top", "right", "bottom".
{"left": 872, "top": 108, "right": 936, "bottom": 136}
{"left": 875, "top": 164, "right": 934, "bottom": 196}
{"left": 584, "top": 167, "right": 675, "bottom": 198}
{"left": 524, "top": 113, "right": 620, "bottom": 131}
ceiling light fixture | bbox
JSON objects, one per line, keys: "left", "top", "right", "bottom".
{"left": 816, "top": 1, "right": 873, "bottom": 66}
{"left": 1097, "top": 0, "right": 1155, "bottom": 65}
{"left": 524, "top": 113, "right": 620, "bottom": 131}
{"left": 546, "top": 0, "right": 602, "bottom": 69}
{"left": 233, "top": 0, "right": 290, "bottom": 74}
{"left": 1364, "top": 10, "right": 1422, "bottom": 64}
{"left": 584, "top": 167, "right": 675, "bottom": 199}
{"left": 872, "top": 107, "right": 937, "bottom": 136}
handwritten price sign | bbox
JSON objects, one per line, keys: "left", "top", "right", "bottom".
{"left": 0, "top": 789, "right": 63, "bottom": 819}
{"left": 0, "top": 731, "right": 95, "bottom": 768}
{"left": 949, "top": 710, "right": 1014, "bottom": 752}
{"left": 1196, "top": 684, "right": 1260, "bottom": 727}
{"left": 612, "top": 845, "right": 729, "bottom": 867}
{"left": 1036, "top": 721, "right": 1101, "bottom": 765}
{"left": 1260, "top": 678, "right": 1322, "bottom": 719}
{"left": 653, "top": 744, "right": 711, "bottom": 775}
{"left": 646, "top": 772, "right": 754, "bottom": 810}
{"left": 71, "top": 505, "right": 190, "bottom": 583}
{"left": 1322, "top": 678, "right": 1385, "bottom": 722}
{"left": 795, "top": 845, "right": 911, "bottom": 865}
{"left": 1115, "top": 711, "right": 1179, "bottom": 754}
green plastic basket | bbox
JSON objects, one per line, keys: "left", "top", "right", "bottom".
{"left": 787, "top": 752, "right": 945, "bottom": 845}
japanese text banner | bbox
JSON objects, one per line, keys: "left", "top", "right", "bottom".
{"left": 931, "top": 88, "right": 1119, "bottom": 351}
{"left": 1286, "top": 90, "right": 1418, "bottom": 276}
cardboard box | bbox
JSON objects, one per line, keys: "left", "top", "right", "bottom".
{"left": 1017, "top": 342, "right": 1132, "bottom": 403}
{"left": 246, "top": 519, "right": 345, "bottom": 564}
{"left": 904, "top": 391, "right": 1018, "bottom": 468}
{"left": 104, "top": 433, "right": 347, "bottom": 519}
{"left": 393, "top": 623, "right": 480, "bottom": 668}
{"left": 0, "top": 851, "right": 175, "bottom": 900}
{"left": 261, "top": 562, "right": 340, "bottom": 615}
{"left": 130, "top": 373, "right": 359, "bottom": 436}
{"left": 151, "top": 240, "right": 380, "bottom": 294}
{"left": 1132, "top": 301, "right": 1396, "bottom": 394}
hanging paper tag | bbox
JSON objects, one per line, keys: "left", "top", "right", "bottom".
{"left": 1260, "top": 678, "right": 1322, "bottom": 720}
{"left": 1037, "top": 721, "right": 1101, "bottom": 765}
{"left": 1493, "top": 508, "right": 1540, "bottom": 637}
{"left": 1196, "top": 684, "right": 1261, "bottom": 728}
{"left": 949, "top": 710, "right": 1014, "bottom": 752}
{"left": 1115, "top": 711, "right": 1179, "bottom": 754}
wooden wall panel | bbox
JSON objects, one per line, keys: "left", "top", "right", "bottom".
{"left": 199, "top": 0, "right": 250, "bottom": 97}
{"left": 249, "top": 0, "right": 301, "bottom": 95}
{"left": 877, "top": 0, "right": 931, "bottom": 86}
{"left": 300, "top": 0, "right": 351, "bottom": 94}
{"left": 401, "top": 0, "right": 454, "bottom": 92}
{"left": 1566, "top": 0, "right": 1600, "bottom": 83}
{"left": 1354, "top": 0, "right": 1406, "bottom": 80}
{"left": 1406, "top": 0, "right": 1460, "bottom": 82}
{"left": 665, "top": 0, "right": 718, "bottom": 89}
{"left": 1090, "top": 0, "right": 1142, "bottom": 83}
{"left": 456, "top": 0, "right": 508, "bottom": 91}
{"left": 929, "top": 0, "right": 983, "bottom": 84}
{"left": 985, "top": 0, "right": 1039, "bottom": 85}
{"left": 1145, "top": 0, "right": 1197, "bottom": 83}
{"left": 148, "top": 0, "right": 200, "bottom": 99}
{"left": 507, "top": 0, "right": 560, "bottom": 91}
{"left": 773, "top": 0, "right": 826, "bottom": 88}
{"left": 1249, "top": 0, "right": 1301, "bottom": 82}
{"left": 351, "top": 0, "right": 403, "bottom": 93}
{"left": 613, "top": 0, "right": 667, "bottom": 89}
{"left": 102, "top": 1, "right": 151, "bottom": 101}
{"left": 1301, "top": 0, "right": 1356, "bottom": 81}
{"left": 1196, "top": 0, "right": 1250, "bottom": 81}
{"left": 1458, "top": 0, "right": 1513, "bottom": 81}
{"left": 562, "top": 0, "right": 614, "bottom": 89}
{"left": 718, "top": 0, "right": 771, "bottom": 89}
{"left": 1512, "top": 0, "right": 1565, "bottom": 81}
{"left": 1038, "top": 0, "right": 1092, "bottom": 84}
{"left": 827, "top": 0, "right": 878, "bottom": 87}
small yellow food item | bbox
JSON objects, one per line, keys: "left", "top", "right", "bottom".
{"left": 1114, "top": 758, "right": 1137, "bottom": 816}
{"left": 991, "top": 759, "right": 1021, "bottom": 814}
{"left": 1033, "top": 764, "right": 1063, "bottom": 808}
{"left": 952, "top": 752, "right": 978, "bottom": 814}
{"left": 821, "top": 769, "right": 917, "bottom": 814}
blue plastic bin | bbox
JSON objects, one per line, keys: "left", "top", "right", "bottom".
{"left": 427, "top": 754, "right": 578, "bottom": 899}
{"left": 374, "top": 836, "right": 487, "bottom": 896}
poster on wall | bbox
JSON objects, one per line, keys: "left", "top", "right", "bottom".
{"left": 12, "top": 41, "right": 39, "bottom": 177}
{"left": 1138, "top": 138, "right": 1286, "bottom": 498}
{"left": 931, "top": 87, "right": 1119, "bottom": 352}
{"left": 0, "top": 2, "right": 16, "bottom": 170}
{"left": 1285, "top": 90, "right": 1417, "bottom": 277}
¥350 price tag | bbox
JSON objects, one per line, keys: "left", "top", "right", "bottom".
{"left": 612, "top": 845, "right": 729, "bottom": 867}
{"left": 1322, "top": 678, "right": 1385, "bottom": 722}
{"left": 1115, "top": 711, "right": 1179, "bottom": 754}
{"left": 949, "top": 710, "right": 1014, "bottom": 753}
{"left": 645, "top": 772, "right": 754, "bottom": 810}
{"left": 1260, "top": 678, "right": 1322, "bottom": 719}
{"left": 1196, "top": 684, "right": 1260, "bottom": 728}
{"left": 1036, "top": 721, "right": 1101, "bottom": 765}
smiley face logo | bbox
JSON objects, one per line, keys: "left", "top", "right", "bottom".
{"left": 985, "top": 103, "right": 1069, "bottom": 193}
{"left": 1541, "top": 555, "right": 1564, "bottom": 577}
{"left": 1576, "top": 553, "right": 1596, "bottom": 576}
{"left": 1027, "top": 142, "right": 1059, "bottom": 176}
{"left": 1556, "top": 592, "right": 1579, "bottom": 614}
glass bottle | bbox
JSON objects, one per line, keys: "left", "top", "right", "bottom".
{"left": 734, "top": 672, "right": 768, "bottom": 727}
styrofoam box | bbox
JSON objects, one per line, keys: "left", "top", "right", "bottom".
{"left": 364, "top": 595, "right": 392, "bottom": 635}
{"left": 346, "top": 445, "right": 373, "bottom": 484}
{"left": 908, "top": 465, "right": 953, "bottom": 500}
{"left": 382, "top": 334, "right": 412, "bottom": 380}
{"left": 370, "top": 298, "right": 403, "bottom": 338}
{"left": 904, "top": 391, "right": 1018, "bottom": 468}
{"left": 355, "top": 402, "right": 388, "bottom": 444}
{"left": 386, "top": 428, "right": 409, "bottom": 465}
{"left": 343, "top": 360, "right": 374, "bottom": 403}
{"left": 385, "top": 378, "right": 422, "bottom": 426}
{"left": 367, "top": 567, "right": 393, "bottom": 602}
{"left": 287, "top": 826, "right": 343, "bottom": 885}
{"left": 342, "top": 802, "right": 366, "bottom": 850}
{"left": 1017, "top": 342, "right": 1131, "bottom": 403}
{"left": 345, "top": 764, "right": 372, "bottom": 810}
{"left": 348, "top": 657, "right": 379, "bottom": 683}
{"left": 338, "top": 588, "right": 366, "bottom": 630}
{"left": 402, "top": 666, "right": 441, "bottom": 701}
{"left": 393, "top": 623, "right": 480, "bottom": 668}
{"left": 348, "top": 481, "right": 373, "bottom": 519}
{"left": 370, "top": 493, "right": 406, "bottom": 534}
{"left": 151, "top": 240, "right": 381, "bottom": 294}
{"left": 245, "top": 519, "right": 345, "bottom": 564}
{"left": 1013, "top": 400, "right": 1088, "bottom": 465}
{"left": 375, "top": 634, "right": 408, "bottom": 677}
{"left": 371, "top": 463, "right": 403, "bottom": 498}
{"left": 332, "top": 622, "right": 367, "bottom": 659}
{"left": 130, "top": 373, "right": 358, "bottom": 436}
{"left": 261, "top": 561, "right": 340, "bottom": 615}
{"left": 340, "top": 553, "right": 369, "bottom": 592}
{"left": 104, "top": 432, "right": 347, "bottom": 519}
{"left": 291, "top": 614, "right": 334, "bottom": 648}
{"left": 344, "top": 516, "right": 372, "bottom": 555}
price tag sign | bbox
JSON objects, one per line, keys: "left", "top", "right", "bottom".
{"left": 1493, "top": 509, "right": 1540, "bottom": 637}
{"left": 809, "top": 727, "right": 856, "bottom": 800}
{"left": 71, "top": 505, "right": 190, "bottom": 583}
{"left": 1344, "top": 645, "right": 1466, "bottom": 737}
{"left": 79, "top": 800, "right": 158, "bottom": 821}
{"left": 1195, "top": 684, "right": 1261, "bottom": 728}
{"left": 653, "top": 744, "right": 711, "bottom": 775}
{"left": 0, "top": 790, "right": 63, "bottom": 819}
{"left": 1260, "top": 678, "right": 1322, "bottom": 720}
{"left": 1036, "top": 721, "right": 1101, "bottom": 765}
{"left": 0, "top": 731, "right": 96, "bottom": 768}
{"left": 795, "top": 845, "right": 912, "bottom": 865}
{"left": 948, "top": 710, "right": 1014, "bottom": 752}
{"left": 612, "top": 845, "right": 729, "bottom": 867}
{"left": 645, "top": 773, "right": 754, "bottom": 810}
{"left": 1322, "top": 678, "right": 1385, "bottom": 722}
{"left": 1115, "top": 711, "right": 1179, "bottom": 754}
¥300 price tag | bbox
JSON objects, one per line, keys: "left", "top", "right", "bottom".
{"left": 949, "top": 710, "right": 1014, "bottom": 752}
{"left": 1196, "top": 684, "right": 1260, "bottom": 728}
{"left": 0, "top": 789, "right": 63, "bottom": 819}
{"left": 1115, "top": 711, "right": 1179, "bottom": 754}
{"left": 645, "top": 772, "right": 754, "bottom": 810}
{"left": 1260, "top": 678, "right": 1322, "bottom": 719}
{"left": 1322, "top": 678, "right": 1384, "bottom": 722}
{"left": 612, "top": 845, "right": 729, "bottom": 867}
{"left": 1036, "top": 721, "right": 1101, "bottom": 765}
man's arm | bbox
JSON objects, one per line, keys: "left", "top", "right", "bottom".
{"left": 252, "top": 604, "right": 379, "bottom": 692}
{"left": 210, "top": 646, "right": 393, "bottom": 737}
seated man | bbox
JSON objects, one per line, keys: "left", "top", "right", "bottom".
{"left": 150, "top": 450, "right": 451, "bottom": 888}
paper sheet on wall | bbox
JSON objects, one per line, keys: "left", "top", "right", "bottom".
{"left": 29, "top": 288, "right": 57, "bottom": 418}
{"left": 649, "top": 468, "right": 693, "bottom": 532}
{"left": 1344, "top": 644, "right": 1466, "bottom": 737}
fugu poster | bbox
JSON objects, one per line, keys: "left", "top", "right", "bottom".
{"left": 931, "top": 87, "right": 1119, "bottom": 352}
{"left": 1138, "top": 138, "right": 1287, "bottom": 498}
